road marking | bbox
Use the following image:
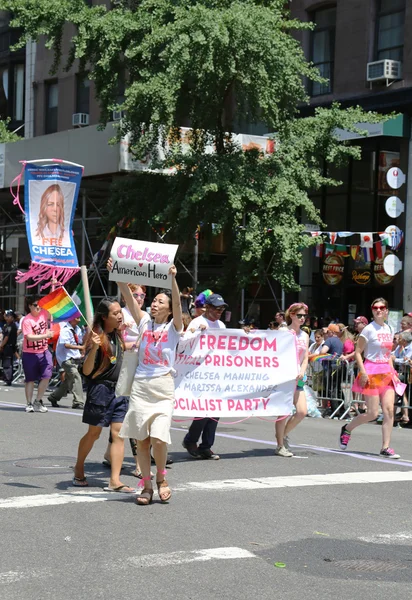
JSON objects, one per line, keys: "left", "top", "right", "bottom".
{"left": 2, "top": 400, "right": 412, "bottom": 468}
{"left": 124, "top": 547, "right": 256, "bottom": 568}
{"left": 0, "top": 548, "right": 254, "bottom": 584}
{"left": 2, "top": 471, "right": 412, "bottom": 509}
{"left": 178, "top": 470, "right": 412, "bottom": 491}
{"left": 0, "top": 569, "right": 51, "bottom": 584}
{"left": 359, "top": 532, "right": 412, "bottom": 545}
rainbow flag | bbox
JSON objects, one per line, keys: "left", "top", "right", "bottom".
{"left": 309, "top": 353, "right": 333, "bottom": 363}
{"left": 38, "top": 287, "right": 81, "bottom": 323}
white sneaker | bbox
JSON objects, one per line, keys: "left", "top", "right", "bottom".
{"left": 284, "top": 436, "right": 291, "bottom": 450}
{"left": 33, "top": 400, "right": 48, "bottom": 413}
{"left": 275, "top": 445, "right": 294, "bottom": 457}
{"left": 25, "top": 403, "right": 34, "bottom": 413}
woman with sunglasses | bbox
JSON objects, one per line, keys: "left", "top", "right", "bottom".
{"left": 110, "top": 262, "right": 183, "bottom": 505}
{"left": 22, "top": 295, "right": 54, "bottom": 413}
{"left": 275, "top": 302, "right": 309, "bottom": 457}
{"left": 102, "top": 284, "right": 151, "bottom": 478}
{"left": 339, "top": 297, "right": 400, "bottom": 458}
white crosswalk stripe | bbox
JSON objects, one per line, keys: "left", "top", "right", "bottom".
{"left": 2, "top": 470, "right": 412, "bottom": 509}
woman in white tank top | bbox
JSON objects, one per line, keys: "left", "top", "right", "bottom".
{"left": 275, "top": 302, "right": 309, "bottom": 457}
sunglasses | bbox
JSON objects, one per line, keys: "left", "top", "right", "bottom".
{"left": 296, "top": 314, "right": 306, "bottom": 319}
{"left": 133, "top": 293, "right": 146, "bottom": 299}
{"left": 31, "top": 303, "right": 39, "bottom": 307}
{"left": 372, "top": 305, "right": 387, "bottom": 311}
{"left": 211, "top": 306, "right": 225, "bottom": 311}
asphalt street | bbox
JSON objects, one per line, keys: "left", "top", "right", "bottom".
{"left": 1, "top": 383, "right": 412, "bottom": 600}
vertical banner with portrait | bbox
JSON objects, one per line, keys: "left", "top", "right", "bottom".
{"left": 24, "top": 162, "right": 82, "bottom": 273}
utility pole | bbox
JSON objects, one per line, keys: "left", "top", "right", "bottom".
{"left": 192, "top": 226, "right": 199, "bottom": 292}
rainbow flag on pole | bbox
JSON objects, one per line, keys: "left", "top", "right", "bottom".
{"left": 38, "top": 287, "right": 82, "bottom": 323}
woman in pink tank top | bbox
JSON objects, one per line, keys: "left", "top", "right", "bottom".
{"left": 275, "top": 302, "right": 309, "bottom": 457}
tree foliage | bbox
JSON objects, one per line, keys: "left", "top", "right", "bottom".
{"left": 1, "top": 0, "right": 387, "bottom": 291}
{"left": 0, "top": 118, "right": 20, "bottom": 143}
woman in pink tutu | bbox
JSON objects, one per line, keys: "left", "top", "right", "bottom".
{"left": 339, "top": 297, "right": 400, "bottom": 458}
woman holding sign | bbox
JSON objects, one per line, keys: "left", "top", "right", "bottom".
{"left": 72, "top": 298, "right": 133, "bottom": 492}
{"left": 274, "top": 302, "right": 309, "bottom": 457}
{"left": 110, "top": 260, "right": 183, "bottom": 505}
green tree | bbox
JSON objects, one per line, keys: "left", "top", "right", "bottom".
{"left": 0, "top": 118, "right": 20, "bottom": 143}
{"left": 1, "top": 0, "right": 386, "bottom": 292}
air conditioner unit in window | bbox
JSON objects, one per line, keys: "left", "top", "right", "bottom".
{"left": 72, "top": 113, "right": 89, "bottom": 127}
{"left": 112, "top": 110, "right": 126, "bottom": 121}
{"left": 366, "top": 59, "right": 402, "bottom": 83}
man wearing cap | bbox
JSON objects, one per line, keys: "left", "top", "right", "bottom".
{"left": 320, "top": 323, "right": 343, "bottom": 357}
{"left": 181, "top": 293, "right": 228, "bottom": 460}
{"left": 0, "top": 310, "right": 18, "bottom": 386}
{"left": 48, "top": 316, "right": 85, "bottom": 409}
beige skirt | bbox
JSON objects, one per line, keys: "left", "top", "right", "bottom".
{"left": 119, "top": 375, "right": 175, "bottom": 444}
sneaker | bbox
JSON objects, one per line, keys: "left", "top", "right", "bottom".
{"left": 25, "top": 403, "right": 34, "bottom": 413}
{"left": 198, "top": 448, "right": 220, "bottom": 460}
{"left": 284, "top": 436, "right": 291, "bottom": 450}
{"left": 339, "top": 425, "right": 351, "bottom": 450}
{"left": 380, "top": 447, "right": 400, "bottom": 459}
{"left": 182, "top": 440, "right": 201, "bottom": 458}
{"left": 72, "top": 402, "right": 84, "bottom": 409}
{"left": 33, "top": 400, "right": 48, "bottom": 413}
{"left": 274, "top": 445, "right": 293, "bottom": 457}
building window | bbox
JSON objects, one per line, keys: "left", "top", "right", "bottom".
{"left": 0, "top": 66, "right": 8, "bottom": 119}
{"left": 45, "top": 81, "right": 58, "bottom": 134}
{"left": 310, "top": 7, "right": 336, "bottom": 97}
{"left": 13, "top": 64, "right": 24, "bottom": 121}
{"left": 376, "top": 0, "right": 405, "bottom": 61}
{"left": 76, "top": 75, "right": 90, "bottom": 115}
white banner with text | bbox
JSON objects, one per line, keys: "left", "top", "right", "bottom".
{"left": 174, "top": 329, "right": 298, "bottom": 417}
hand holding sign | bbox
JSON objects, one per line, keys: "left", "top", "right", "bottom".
{"left": 109, "top": 237, "right": 178, "bottom": 289}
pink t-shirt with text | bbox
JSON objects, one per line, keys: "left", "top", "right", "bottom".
{"left": 22, "top": 309, "right": 50, "bottom": 354}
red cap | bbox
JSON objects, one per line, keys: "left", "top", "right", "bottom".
{"left": 354, "top": 316, "right": 368, "bottom": 325}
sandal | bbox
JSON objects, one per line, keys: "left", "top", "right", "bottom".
{"left": 131, "top": 469, "right": 154, "bottom": 479}
{"left": 136, "top": 477, "right": 153, "bottom": 506}
{"left": 72, "top": 476, "right": 88, "bottom": 487}
{"left": 156, "top": 469, "right": 172, "bottom": 503}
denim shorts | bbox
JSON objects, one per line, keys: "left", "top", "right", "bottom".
{"left": 82, "top": 381, "right": 129, "bottom": 428}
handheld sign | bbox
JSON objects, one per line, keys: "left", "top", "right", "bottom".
{"left": 109, "top": 237, "right": 178, "bottom": 289}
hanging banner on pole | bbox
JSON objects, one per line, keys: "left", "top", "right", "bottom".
{"left": 174, "top": 329, "right": 297, "bottom": 417}
{"left": 109, "top": 237, "right": 178, "bottom": 289}
{"left": 11, "top": 159, "right": 84, "bottom": 288}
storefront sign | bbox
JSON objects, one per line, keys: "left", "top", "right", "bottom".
{"left": 384, "top": 225, "right": 403, "bottom": 250}
{"left": 323, "top": 253, "right": 344, "bottom": 285}
{"left": 385, "top": 196, "right": 404, "bottom": 218}
{"left": 386, "top": 166, "right": 405, "bottom": 189}
{"left": 352, "top": 269, "right": 371, "bottom": 285}
{"left": 374, "top": 254, "right": 394, "bottom": 285}
{"left": 383, "top": 253, "right": 402, "bottom": 277}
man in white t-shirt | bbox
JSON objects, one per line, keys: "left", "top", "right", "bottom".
{"left": 182, "top": 293, "right": 228, "bottom": 460}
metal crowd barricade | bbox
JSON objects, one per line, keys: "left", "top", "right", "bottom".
{"left": 393, "top": 361, "right": 412, "bottom": 417}
{"left": 307, "top": 356, "right": 363, "bottom": 420}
